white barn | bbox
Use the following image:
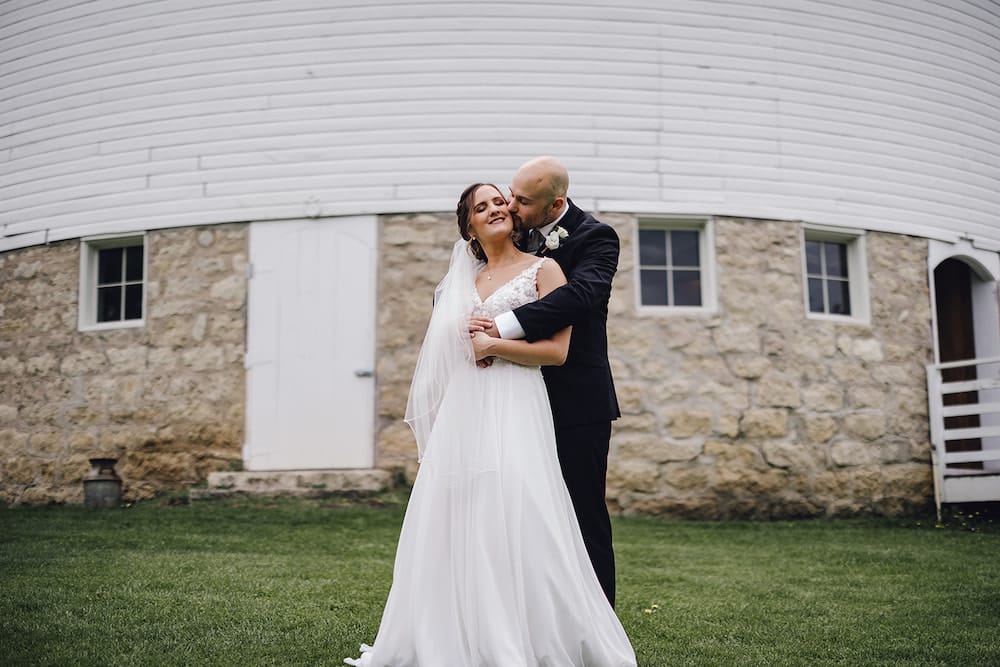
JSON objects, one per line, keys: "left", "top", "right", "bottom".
{"left": 1, "top": 0, "right": 998, "bottom": 515}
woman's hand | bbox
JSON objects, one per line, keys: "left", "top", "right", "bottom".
{"left": 471, "top": 331, "right": 495, "bottom": 361}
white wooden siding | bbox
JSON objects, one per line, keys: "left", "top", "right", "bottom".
{"left": 2, "top": 0, "right": 998, "bottom": 251}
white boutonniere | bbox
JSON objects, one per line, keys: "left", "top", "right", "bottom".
{"left": 544, "top": 225, "right": 570, "bottom": 250}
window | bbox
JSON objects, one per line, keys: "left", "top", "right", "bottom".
{"left": 801, "top": 225, "right": 868, "bottom": 323}
{"left": 636, "top": 220, "right": 715, "bottom": 313}
{"left": 805, "top": 239, "right": 850, "bottom": 315}
{"left": 79, "top": 234, "right": 146, "bottom": 330}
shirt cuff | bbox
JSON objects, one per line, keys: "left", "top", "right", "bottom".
{"left": 494, "top": 311, "right": 526, "bottom": 340}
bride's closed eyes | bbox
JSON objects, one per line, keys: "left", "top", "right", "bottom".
{"left": 474, "top": 196, "right": 508, "bottom": 214}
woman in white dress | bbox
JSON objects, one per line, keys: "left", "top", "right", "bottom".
{"left": 346, "top": 183, "right": 636, "bottom": 667}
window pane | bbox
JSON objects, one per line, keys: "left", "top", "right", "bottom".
{"left": 124, "top": 284, "right": 143, "bottom": 320}
{"left": 640, "top": 269, "right": 669, "bottom": 306}
{"left": 638, "top": 229, "right": 667, "bottom": 266}
{"left": 670, "top": 230, "right": 700, "bottom": 267}
{"left": 125, "top": 245, "right": 144, "bottom": 282}
{"left": 805, "top": 240, "right": 822, "bottom": 276}
{"left": 97, "top": 286, "right": 122, "bottom": 322}
{"left": 673, "top": 270, "right": 702, "bottom": 306}
{"left": 807, "top": 278, "right": 825, "bottom": 312}
{"left": 824, "top": 241, "right": 849, "bottom": 278}
{"left": 827, "top": 279, "right": 851, "bottom": 315}
{"left": 98, "top": 247, "right": 123, "bottom": 284}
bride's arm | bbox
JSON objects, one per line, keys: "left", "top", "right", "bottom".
{"left": 472, "top": 260, "right": 572, "bottom": 366}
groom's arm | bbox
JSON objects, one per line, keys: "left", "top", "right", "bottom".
{"left": 505, "top": 225, "right": 619, "bottom": 343}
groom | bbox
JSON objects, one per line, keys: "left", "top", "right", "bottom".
{"left": 470, "top": 156, "right": 621, "bottom": 606}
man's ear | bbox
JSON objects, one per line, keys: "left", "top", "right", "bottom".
{"left": 551, "top": 196, "right": 566, "bottom": 217}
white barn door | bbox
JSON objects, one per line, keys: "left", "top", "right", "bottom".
{"left": 245, "top": 217, "right": 376, "bottom": 470}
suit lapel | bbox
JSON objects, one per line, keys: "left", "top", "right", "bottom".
{"left": 537, "top": 200, "right": 585, "bottom": 258}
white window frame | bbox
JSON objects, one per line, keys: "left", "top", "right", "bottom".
{"left": 635, "top": 218, "right": 717, "bottom": 315}
{"left": 801, "top": 224, "right": 869, "bottom": 325}
{"left": 78, "top": 233, "right": 147, "bottom": 331}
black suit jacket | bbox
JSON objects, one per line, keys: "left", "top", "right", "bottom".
{"left": 515, "top": 200, "right": 621, "bottom": 428}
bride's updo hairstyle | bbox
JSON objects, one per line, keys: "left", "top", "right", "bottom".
{"left": 456, "top": 182, "right": 521, "bottom": 262}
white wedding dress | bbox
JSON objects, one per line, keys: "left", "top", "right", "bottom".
{"left": 347, "top": 256, "right": 636, "bottom": 667}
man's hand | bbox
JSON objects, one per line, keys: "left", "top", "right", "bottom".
{"left": 468, "top": 317, "right": 500, "bottom": 339}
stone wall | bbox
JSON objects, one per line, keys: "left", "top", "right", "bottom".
{"left": 2, "top": 213, "right": 936, "bottom": 515}
{"left": 374, "top": 214, "right": 935, "bottom": 517}
{"left": 0, "top": 226, "right": 247, "bottom": 504}
{"left": 606, "top": 216, "right": 934, "bottom": 518}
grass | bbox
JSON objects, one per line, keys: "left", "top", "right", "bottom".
{"left": 0, "top": 495, "right": 998, "bottom": 666}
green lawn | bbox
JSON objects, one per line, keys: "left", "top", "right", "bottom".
{"left": 1, "top": 495, "right": 997, "bottom": 666}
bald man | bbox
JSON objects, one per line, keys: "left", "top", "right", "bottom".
{"left": 471, "top": 156, "right": 621, "bottom": 606}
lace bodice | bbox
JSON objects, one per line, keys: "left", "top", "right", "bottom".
{"left": 471, "top": 258, "right": 546, "bottom": 319}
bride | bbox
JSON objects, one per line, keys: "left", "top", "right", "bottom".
{"left": 346, "top": 183, "right": 637, "bottom": 666}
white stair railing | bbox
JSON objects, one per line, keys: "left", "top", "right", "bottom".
{"left": 926, "top": 356, "right": 1000, "bottom": 521}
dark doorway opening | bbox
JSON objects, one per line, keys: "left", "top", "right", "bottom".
{"left": 934, "top": 258, "right": 981, "bottom": 465}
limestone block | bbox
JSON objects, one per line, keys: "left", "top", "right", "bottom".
{"left": 122, "top": 451, "right": 198, "bottom": 483}
{"left": 28, "top": 431, "right": 64, "bottom": 457}
{"left": 696, "top": 381, "right": 749, "bottom": 410}
{"left": 0, "top": 356, "right": 26, "bottom": 375}
{"left": 829, "top": 361, "right": 872, "bottom": 385}
{"left": 0, "top": 429, "right": 28, "bottom": 456}
{"left": 106, "top": 348, "right": 148, "bottom": 375}
{"left": 0, "top": 405, "right": 17, "bottom": 424}
{"left": 26, "top": 353, "right": 58, "bottom": 375}
{"left": 740, "top": 409, "right": 788, "bottom": 438}
{"left": 665, "top": 409, "right": 712, "bottom": 438}
{"left": 712, "top": 324, "right": 760, "bottom": 354}
{"left": 830, "top": 440, "right": 879, "bottom": 466}
{"left": 714, "top": 413, "right": 740, "bottom": 438}
{"left": 756, "top": 371, "right": 801, "bottom": 408}
{"left": 851, "top": 466, "right": 882, "bottom": 498}
{"left": 378, "top": 382, "right": 409, "bottom": 420}
{"left": 803, "top": 415, "right": 838, "bottom": 443}
{"left": 64, "top": 405, "right": 105, "bottom": 427}
{"left": 631, "top": 356, "right": 672, "bottom": 382}
{"left": 663, "top": 464, "right": 711, "bottom": 491}
{"left": 882, "top": 463, "right": 932, "bottom": 497}
{"left": 880, "top": 440, "right": 912, "bottom": 464}
{"left": 650, "top": 377, "right": 691, "bottom": 404}
{"left": 729, "top": 356, "right": 770, "bottom": 379}
{"left": 608, "top": 321, "right": 657, "bottom": 358}
{"left": 208, "top": 275, "right": 246, "bottom": 310}
{"left": 890, "top": 412, "right": 929, "bottom": 442}
{"left": 5, "top": 456, "right": 39, "bottom": 484}
{"left": 377, "top": 420, "right": 417, "bottom": 462}
{"left": 853, "top": 339, "right": 884, "bottom": 362}
{"left": 850, "top": 385, "right": 887, "bottom": 409}
{"left": 870, "top": 364, "right": 917, "bottom": 385}
{"left": 614, "top": 412, "right": 657, "bottom": 433}
{"left": 802, "top": 384, "right": 843, "bottom": 412}
{"left": 761, "top": 441, "right": 821, "bottom": 471}
{"left": 619, "top": 433, "right": 702, "bottom": 463}
{"left": 762, "top": 329, "right": 785, "bottom": 356}
{"left": 792, "top": 330, "right": 838, "bottom": 360}
{"left": 843, "top": 413, "right": 887, "bottom": 441}
{"left": 181, "top": 345, "right": 227, "bottom": 372}
{"left": 703, "top": 440, "right": 764, "bottom": 468}
{"left": 607, "top": 460, "right": 660, "bottom": 493}
{"left": 382, "top": 226, "right": 440, "bottom": 246}
{"left": 715, "top": 464, "right": 788, "bottom": 495}
{"left": 616, "top": 382, "right": 645, "bottom": 414}
{"left": 60, "top": 350, "right": 109, "bottom": 376}
{"left": 813, "top": 470, "right": 851, "bottom": 498}
{"left": 14, "top": 261, "right": 41, "bottom": 279}
{"left": 625, "top": 495, "right": 718, "bottom": 518}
